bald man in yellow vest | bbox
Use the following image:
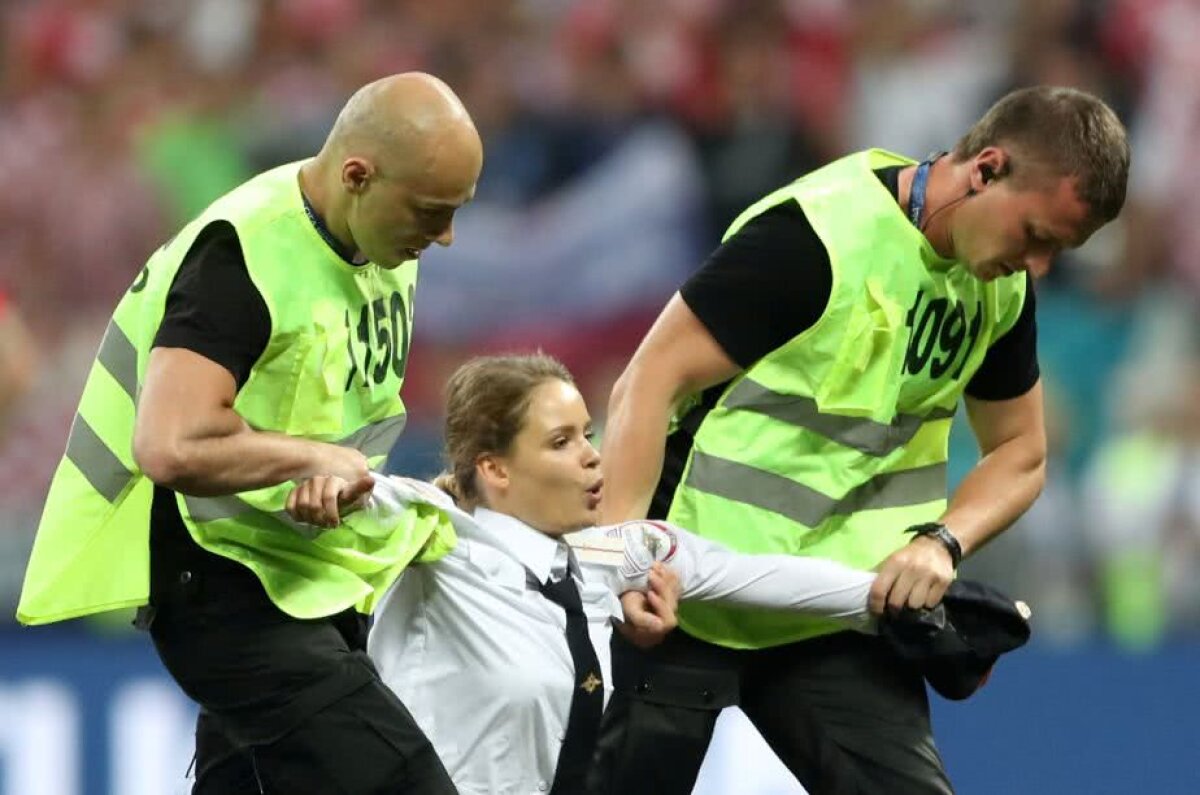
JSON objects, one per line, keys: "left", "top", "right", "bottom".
{"left": 21, "top": 73, "right": 480, "bottom": 793}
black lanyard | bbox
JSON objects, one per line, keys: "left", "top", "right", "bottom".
{"left": 301, "top": 192, "right": 359, "bottom": 264}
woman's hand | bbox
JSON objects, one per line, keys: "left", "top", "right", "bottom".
{"left": 618, "top": 563, "right": 680, "bottom": 647}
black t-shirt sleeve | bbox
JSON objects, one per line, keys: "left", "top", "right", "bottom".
{"left": 965, "top": 274, "right": 1040, "bottom": 400}
{"left": 152, "top": 220, "right": 271, "bottom": 388}
{"left": 679, "top": 201, "right": 833, "bottom": 369}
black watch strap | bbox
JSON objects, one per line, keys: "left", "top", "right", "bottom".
{"left": 907, "top": 522, "right": 962, "bottom": 569}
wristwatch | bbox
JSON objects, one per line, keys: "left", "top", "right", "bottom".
{"left": 906, "top": 522, "right": 963, "bottom": 569}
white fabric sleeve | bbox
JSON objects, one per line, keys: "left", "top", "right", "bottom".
{"left": 605, "top": 520, "right": 875, "bottom": 630}
{"left": 363, "top": 474, "right": 478, "bottom": 535}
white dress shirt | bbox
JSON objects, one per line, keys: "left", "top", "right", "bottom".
{"left": 366, "top": 476, "right": 875, "bottom": 795}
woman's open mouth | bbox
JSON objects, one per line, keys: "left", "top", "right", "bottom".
{"left": 586, "top": 480, "right": 604, "bottom": 508}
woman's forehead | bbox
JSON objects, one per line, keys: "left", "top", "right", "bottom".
{"left": 523, "top": 382, "right": 590, "bottom": 431}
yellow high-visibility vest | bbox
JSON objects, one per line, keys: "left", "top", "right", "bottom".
{"left": 19, "top": 162, "right": 454, "bottom": 625}
{"left": 669, "top": 150, "right": 1027, "bottom": 648}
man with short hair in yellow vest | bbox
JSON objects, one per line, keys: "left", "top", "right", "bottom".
{"left": 18, "top": 73, "right": 481, "bottom": 794}
{"left": 592, "top": 86, "right": 1131, "bottom": 794}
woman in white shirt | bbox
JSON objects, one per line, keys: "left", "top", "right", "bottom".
{"left": 286, "top": 354, "right": 879, "bottom": 795}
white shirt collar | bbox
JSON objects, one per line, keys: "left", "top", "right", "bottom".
{"left": 472, "top": 507, "right": 571, "bottom": 585}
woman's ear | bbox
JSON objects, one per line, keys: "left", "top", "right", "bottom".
{"left": 475, "top": 454, "right": 509, "bottom": 495}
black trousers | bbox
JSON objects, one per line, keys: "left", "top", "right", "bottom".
{"left": 186, "top": 679, "right": 455, "bottom": 795}
{"left": 588, "top": 630, "right": 953, "bottom": 795}
{"left": 147, "top": 535, "right": 456, "bottom": 795}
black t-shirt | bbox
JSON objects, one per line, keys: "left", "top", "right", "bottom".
{"left": 148, "top": 220, "right": 272, "bottom": 598}
{"left": 152, "top": 220, "right": 271, "bottom": 384}
{"left": 650, "top": 167, "right": 1039, "bottom": 519}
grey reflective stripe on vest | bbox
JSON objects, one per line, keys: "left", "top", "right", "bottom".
{"left": 181, "top": 493, "right": 322, "bottom": 540}
{"left": 685, "top": 453, "right": 946, "bottom": 528}
{"left": 60, "top": 323, "right": 140, "bottom": 503}
{"left": 97, "top": 321, "right": 138, "bottom": 400}
{"left": 65, "top": 416, "right": 134, "bottom": 503}
{"left": 340, "top": 414, "right": 407, "bottom": 459}
{"left": 723, "top": 379, "right": 956, "bottom": 457}
{"left": 183, "top": 413, "right": 408, "bottom": 527}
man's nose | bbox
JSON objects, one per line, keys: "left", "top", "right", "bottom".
{"left": 433, "top": 220, "right": 455, "bottom": 247}
{"left": 1024, "top": 251, "right": 1052, "bottom": 278}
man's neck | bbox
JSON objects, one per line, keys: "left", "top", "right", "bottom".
{"left": 298, "top": 160, "right": 362, "bottom": 261}
{"left": 896, "top": 157, "right": 964, "bottom": 260}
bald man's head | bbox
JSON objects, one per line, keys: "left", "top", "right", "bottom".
{"left": 326, "top": 74, "right": 478, "bottom": 174}
{"left": 311, "top": 72, "right": 484, "bottom": 269}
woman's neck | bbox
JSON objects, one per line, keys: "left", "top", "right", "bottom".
{"left": 477, "top": 503, "right": 574, "bottom": 538}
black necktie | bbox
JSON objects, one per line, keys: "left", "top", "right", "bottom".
{"left": 538, "top": 573, "right": 604, "bottom": 794}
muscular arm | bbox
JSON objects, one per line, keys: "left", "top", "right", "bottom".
{"left": 132, "top": 221, "right": 367, "bottom": 496}
{"left": 602, "top": 202, "right": 833, "bottom": 523}
{"left": 945, "top": 381, "right": 1048, "bottom": 556}
{"left": 870, "top": 278, "right": 1043, "bottom": 613}
{"left": 868, "top": 384, "right": 1047, "bottom": 614}
{"left": 946, "top": 281, "right": 1045, "bottom": 554}
{"left": 133, "top": 347, "right": 362, "bottom": 496}
{"left": 601, "top": 294, "right": 741, "bottom": 522}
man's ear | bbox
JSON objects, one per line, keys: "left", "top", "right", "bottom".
{"left": 341, "top": 157, "right": 374, "bottom": 193}
{"left": 973, "top": 146, "right": 1010, "bottom": 190}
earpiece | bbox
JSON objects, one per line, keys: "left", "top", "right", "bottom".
{"left": 966, "top": 164, "right": 998, "bottom": 197}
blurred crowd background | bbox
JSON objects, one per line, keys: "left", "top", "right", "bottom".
{"left": 3, "top": 0, "right": 1197, "bottom": 649}
{"left": 1, "top": 1, "right": 1197, "bottom": 792}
